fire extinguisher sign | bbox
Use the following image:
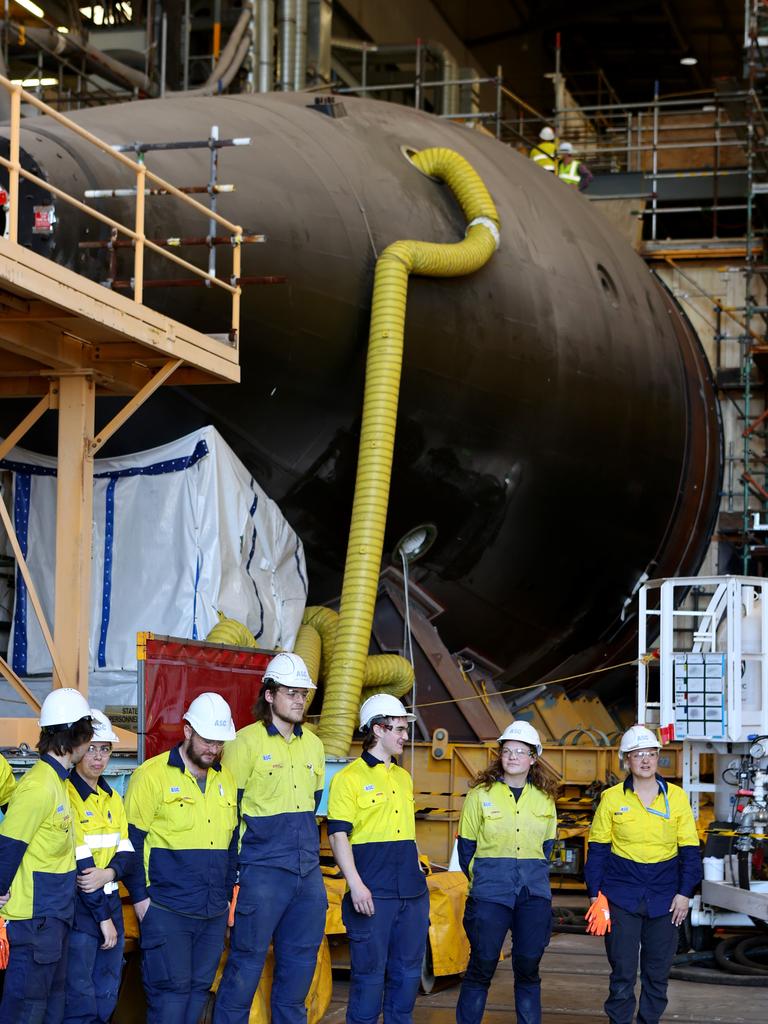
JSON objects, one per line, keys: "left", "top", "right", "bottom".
{"left": 32, "top": 204, "right": 55, "bottom": 234}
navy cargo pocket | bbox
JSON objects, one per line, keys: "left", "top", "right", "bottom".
{"left": 139, "top": 907, "right": 171, "bottom": 986}
{"left": 31, "top": 918, "right": 65, "bottom": 965}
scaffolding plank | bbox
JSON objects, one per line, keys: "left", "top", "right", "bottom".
{"left": 0, "top": 240, "right": 240, "bottom": 385}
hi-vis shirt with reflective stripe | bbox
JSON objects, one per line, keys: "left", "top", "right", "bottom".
{"left": 529, "top": 140, "right": 557, "bottom": 170}
{"left": 222, "top": 721, "right": 325, "bottom": 875}
{"left": 327, "top": 752, "right": 426, "bottom": 899}
{"left": 458, "top": 782, "right": 557, "bottom": 908}
{"left": 584, "top": 775, "right": 702, "bottom": 916}
{"left": 558, "top": 159, "right": 581, "bottom": 184}
{"left": 0, "top": 755, "right": 76, "bottom": 922}
{"left": 68, "top": 770, "right": 134, "bottom": 934}
{"left": 0, "top": 754, "right": 16, "bottom": 810}
{"left": 124, "top": 745, "right": 238, "bottom": 917}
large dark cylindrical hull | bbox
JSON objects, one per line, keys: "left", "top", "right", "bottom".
{"left": 2, "top": 94, "right": 722, "bottom": 687}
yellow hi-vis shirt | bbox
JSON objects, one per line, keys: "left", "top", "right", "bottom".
{"left": 458, "top": 781, "right": 557, "bottom": 908}
{"left": 327, "top": 751, "right": 426, "bottom": 899}
{"left": 529, "top": 140, "right": 557, "bottom": 171}
{"left": 68, "top": 770, "right": 134, "bottom": 934}
{"left": 222, "top": 720, "right": 325, "bottom": 875}
{"left": 0, "top": 754, "right": 16, "bottom": 810}
{"left": 0, "top": 755, "right": 76, "bottom": 922}
{"left": 585, "top": 775, "right": 702, "bottom": 916}
{"left": 124, "top": 744, "right": 238, "bottom": 917}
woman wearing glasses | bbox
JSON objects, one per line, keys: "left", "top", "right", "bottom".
{"left": 63, "top": 709, "right": 135, "bottom": 1024}
{"left": 584, "top": 725, "right": 702, "bottom": 1024}
{"left": 456, "top": 721, "right": 558, "bottom": 1024}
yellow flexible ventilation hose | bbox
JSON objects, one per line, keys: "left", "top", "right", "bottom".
{"left": 205, "top": 611, "right": 257, "bottom": 648}
{"left": 293, "top": 623, "right": 322, "bottom": 710}
{"left": 317, "top": 148, "right": 500, "bottom": 757}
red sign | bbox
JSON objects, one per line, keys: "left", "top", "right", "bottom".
{"left": 32, "top": 205, "right": 55, "bottom": 234}
{"left": 140, "top": 635, "right": 275, "bottom": 761}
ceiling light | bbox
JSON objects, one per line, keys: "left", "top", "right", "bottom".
{"left": 13, "top": 0, "right": 45, "bottom": 17}
{"left": 680, "top": 56, "right": 698, "bottom": 66}
{"left": 56, "top": 25, "right": 69, "bottom": 32}
{"left": 12, "top": 77, "right": 59, "bottom": 87}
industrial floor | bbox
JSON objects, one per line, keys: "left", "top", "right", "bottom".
{"left": 322, "top": 932, "right": 757, "bottom": 1024}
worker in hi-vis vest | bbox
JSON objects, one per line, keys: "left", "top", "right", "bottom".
{"left": 214, "top": 653, "right": 326, "bottom": 1024}
{"left": 63, "top": 709, "right": 135, "bottom": 1024}
{"left": 328, "top": 694, "right": 429, "bottom": 1024}
{"left": 0, "top": 753, "right": 16, "bottom": 813}
{"left": 556, "top": 142, "right": 594, "bottom": 192}
{"left": 124, "top": 693, "right": 238, "bottom": 1024}
{"left": 529, "top": 126, "right": 558, "bottom": 171}
{"left": 0, "top": 688, "right": 94, "bottom": 1024}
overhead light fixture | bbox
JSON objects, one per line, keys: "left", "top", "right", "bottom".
{"left": 13, "top": 0, "right": 45, "bottom": 16}
{"left": 680, "top": 56, "right": 698, "bottom": 66}
{"left": 56, "top": 25, "right": 69, "bottom": 33}
{"left": 393, "top": 524, "right": 437, "bottom": 565}
{"left": 12, "top": 77, "right": 59, "bottom": 87}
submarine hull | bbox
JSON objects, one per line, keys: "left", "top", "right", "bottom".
{"left": 2, "top": 94, "right": 722, "bottom": 689}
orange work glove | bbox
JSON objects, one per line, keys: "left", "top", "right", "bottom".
{"left": 584, "top": 891, "right": 611, "bottom": 936}
{"left": 228, "top": 884, "right": 240, "bottom": 928}
{"left": 0, "top": 917, "right": 8, "bottom": 969}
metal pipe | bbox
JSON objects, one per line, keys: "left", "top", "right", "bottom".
{"left": 160, "top": 12, "right": 168, "bottom": 98}
{"left": 294, "top": 0, "right": 307, "bottom": 90}
{"left": 277, "top": 0, "right": 296, "bottom": 91}
{"left": 258, "top": 0, "right": 274, "bottom": 91}
{"left": 651, "top": 80, "right": 659, "bottom": 241}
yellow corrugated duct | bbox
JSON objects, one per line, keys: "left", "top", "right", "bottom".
{"left": 301, "top": 606, "right": 414, "bottom": 716}
{"left": 317, "top": 147, "right": 500, "bottom": 757}
{"left": 293, "top": 623, "right": 322, "bottom": 710}
{"left": 205, "top": 611, "right": 258, "bottom": 648}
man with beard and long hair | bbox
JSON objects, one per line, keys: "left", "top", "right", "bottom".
{"left": 214, "top": 652, "right": 326, "bottom": 1024}
{"left": 124, "top": 692, "right": 238, "bottom": 1024}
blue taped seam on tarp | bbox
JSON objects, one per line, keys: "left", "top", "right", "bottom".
{"left": 192, "top": 554, "right": 201, "bottom": 640}
{"left": 2, "top": 438, "right": 210, "bottom": 672}
{"left": 246, "top": 479, "right": 264, "bottom": 640}
{"left": 0, "top": 438, "right": 209, "bottom": 480}
{"left": 97, "top": 478, "right": 118, "bottom": 669}
{"left": 11, "top": 474, "right": 31, "bottom": 676}
{"left": 294, "top": 536, "right": 307, "bottom": 597}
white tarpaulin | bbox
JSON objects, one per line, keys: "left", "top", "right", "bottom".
{"left": 2, "top": 425, "right": 308, "bottom": 675}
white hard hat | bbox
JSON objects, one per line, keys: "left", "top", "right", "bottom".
{"left": 184, "top": 692, "right": 236, "bottom": 741}
{"left": 619, "top": 724, "right": 661, "bottom": 756}
{"left": 539, "top": 126, "right": 555, "bottom": 141}
{"left": 558, "top": 141, "right": 573, "bottom": 154}
{"left": 39, "top": 688, "right": 92, "bottom": 729}
{"left": 359, "top": 694, "right": 416, "bottom": 731}
{"left": 263, "top": 652, "right": 316, "bottom": 690}
{"left": 90, "top": 708, "right": 119, "bottom": 744}
{"left": 498, "top": 720, "right": 543, "bottom": 757}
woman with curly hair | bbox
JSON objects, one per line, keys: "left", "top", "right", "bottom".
{"left": 456, "top": 721, "right": 558, "bottom": 1024}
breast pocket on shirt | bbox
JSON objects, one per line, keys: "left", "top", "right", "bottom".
{"left": 217, "top": 790, "right": 238, "bottom": 829}
{"left": 356, "top": 790, "right": 388, "bottom": 817}
{"left": 161, "top": 792, "right": 195, "bottom": 831}
{"left": 251, "top": 762, "right": 284, "bottom": 802}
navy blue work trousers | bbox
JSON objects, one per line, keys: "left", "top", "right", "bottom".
{"left": 0, "top": 916, "right": 70, "bottom": 1024}
{"left": 213, "top": 864, "right": 327, "bottom": 1024}
{"left": 341, "top": 889, "right": 430, "bottom": 1024}
{"left": 62, "top": 912, "right": 125, "bottom": 1024}
{"left": 604, "top": 901, "right": 679, "bottom": 1024}
{"left": 139, "top": 903, "right": 227, "bottom": 1024}
{"left": 456, "top": 891, "right": 552, "bottom": 1024}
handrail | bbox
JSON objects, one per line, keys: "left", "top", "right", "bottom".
{"left": 0, "top": 75, "right": 243, "bottom": 345}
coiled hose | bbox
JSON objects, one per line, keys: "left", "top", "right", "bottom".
{"left": 317, "top": 148, "right": 500, "bottom": 757}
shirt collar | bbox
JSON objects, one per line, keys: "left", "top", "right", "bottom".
{"left": 68, "top": 769, "right": 114, "bottom": 799}
{"left": 265, "top": 721, "right": 303, "bottom": 739}
{"left": 360, "top": 750, "right": 397, "bottom": 768}
{"left": 623, "top": 772, "right": 667, "bottom": 795}
{"left": 167, "top": 742, "right": 222, "bottom": 773}
{"left": 41, "top": 753, "right": 70, "bottom": 781}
